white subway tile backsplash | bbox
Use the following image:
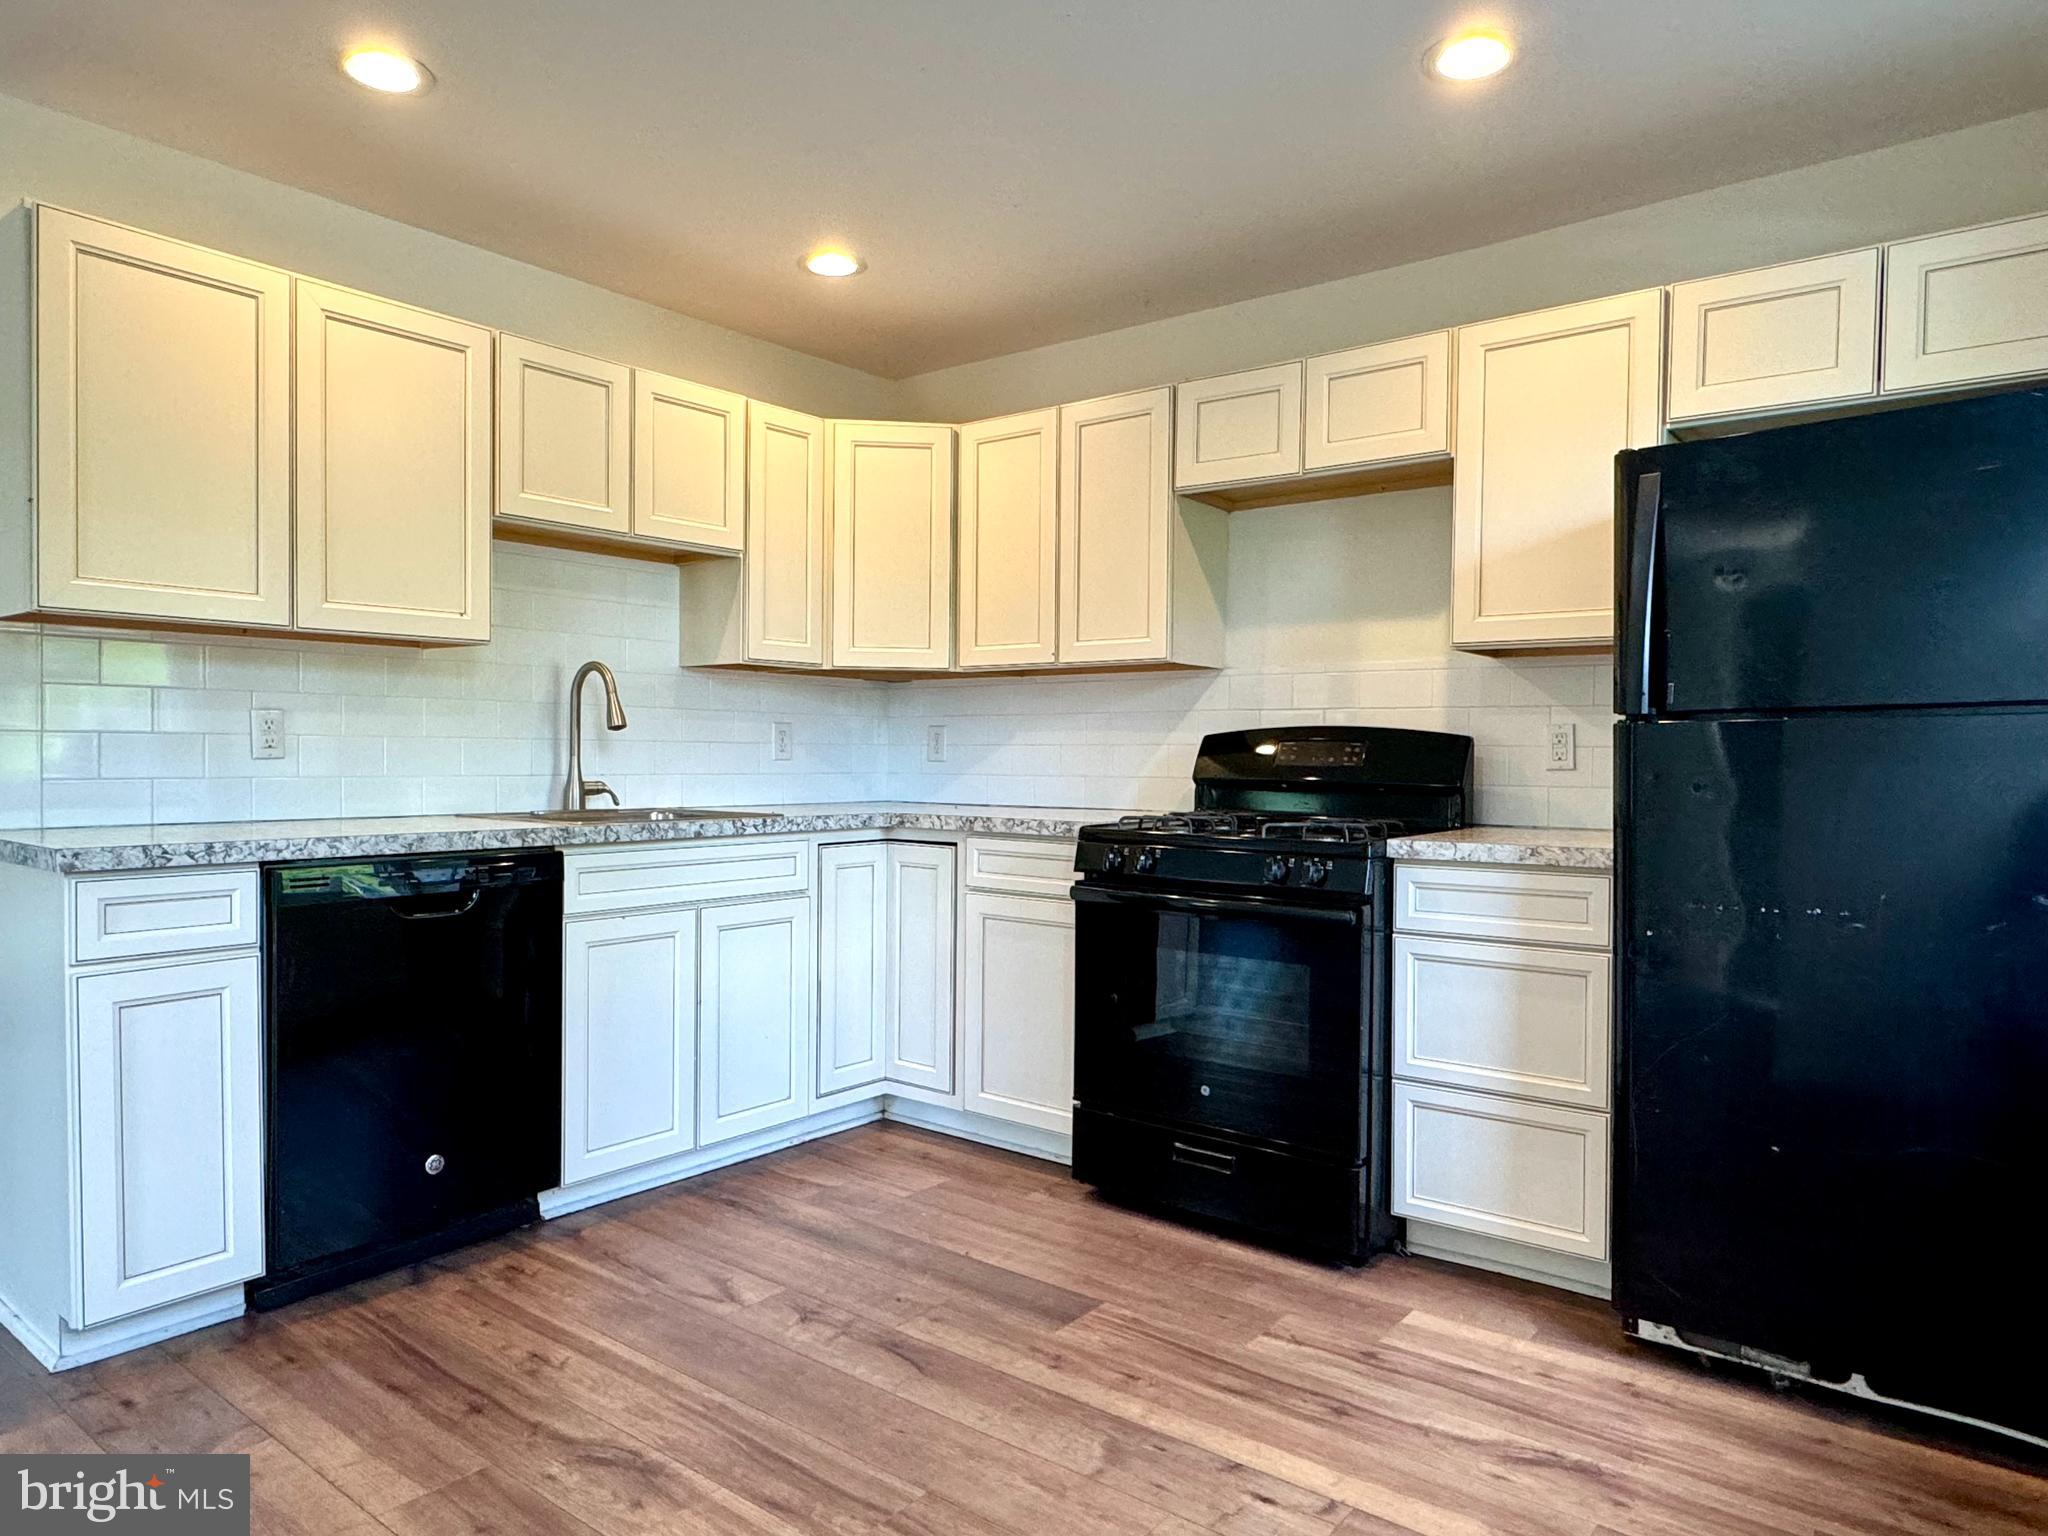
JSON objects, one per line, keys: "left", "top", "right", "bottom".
{"left": 102, "top": 639, "right": 207, "bottom": 687}
{"left": 42, "top": 778, "right": 152, "bottom": 827}
{"left": 41, "top": 636, "right": 100, "bottom": 684}
{"left": 153, "top": 777, "right": 253, "bottom": 824}
{"left": 44, "top": 683, "right": 153, "bottom": 732}
{"left": 203, "top": 645, "right": 302, "bottom": 690}
{"left": 153, "top": 688, "right": 252, "bottom": 734}
{"left": 250, "top": 778, "right": 343, "bottom": 821}
{"left": 40, "top": 733, "right": 98, "bottom": 779}
{"left": 100, "top": 732, "right": 207, "bottom": 779}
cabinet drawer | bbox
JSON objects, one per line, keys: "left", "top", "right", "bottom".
{"left": 963, "top": 837, "right": 1078, "bottom": 897}
{"left": 72, "top": 870, "right": 260, "bottom": 964}
{"left": 1394, "top": 936, "right": 1610, "bottom": 1109}
{"left": 1393, "top": 864, "right": 1610, "bottom": 948}
{"left": 1392, "top": 1082, "right": 1609, "bottom": 1261}
{"left": 563, "top": 839, "right": 808, "bottom": 915}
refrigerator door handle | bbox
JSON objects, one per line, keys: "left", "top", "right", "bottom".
{"left": 1627, "top": 469, "right": 1663, "bottom": 715}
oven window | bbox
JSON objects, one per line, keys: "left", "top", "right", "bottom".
{"left": 1075, "top": 893, "right": 1366, "bottom": 1157}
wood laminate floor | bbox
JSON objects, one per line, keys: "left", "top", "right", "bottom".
{"left": 3, "top": 1125, "right": 2041, "bottom": 1536}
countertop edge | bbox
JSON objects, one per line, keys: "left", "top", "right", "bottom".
{"left": 1385, "top": 827, "right": 1614, "bottom": 871}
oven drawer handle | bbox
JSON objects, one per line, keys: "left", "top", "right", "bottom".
{"left": 1171, "top": 1141, "right": 1237, "bottom": 1176}
{"left": 1072, "top": 886, "right": 1360, "bottom": 926}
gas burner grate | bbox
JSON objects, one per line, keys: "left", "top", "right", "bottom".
{"left": 1255, "top": 818, "right": 1398, "bottom": 844}
{"left": 1115, "top": 812, "right": 1246, "bottom": 835}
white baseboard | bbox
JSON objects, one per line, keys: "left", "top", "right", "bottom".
{"left": 881, "top": 1098, "right": 1072, "bottom": 1164}
{"left": 1, "top": 1284, "right": 247, "bottom": 1373}
{"left": 1404, "top": 1219, "right": 1612, "bottom": 1299}
{"left": 540, "top": 1100, "right": 885, "bottom": 1218}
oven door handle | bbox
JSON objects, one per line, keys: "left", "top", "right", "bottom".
{"left": 1071, "top": 885, "right": 1361, "bottom": 927}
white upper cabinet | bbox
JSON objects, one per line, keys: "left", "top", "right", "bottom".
{"left": 698, "top": 895, "right": 812, "bottom": 1145}
{"left": 817, "top": 842, "right": 889, "bottom": 1099}
{"left": 496, "top": 335, "right": 631, "bottom": 534}
{"left": 1058, "top": 387, "right": 1223, "bottom": 667}
{"left": 294, "top": 281, "right": 493, "bottom": 642}
{"left": 560, "top": 908, "right": 697, "bottom": 1187}
{"left": 1666, "top": 250, "right": 1879, "bottom": 422}
{"left": 1303, "top": 331, "right": 1454, "bottom": 472}
{"left": 745, "top": 401, "right": 828, "bottom": 666}
{"left": 1453, "top": 289, "right": 1664, "bottom": 651}
{"left": 1884, "top": 213, "right": 2048, "bottom": 394}
{"left": 1173, "top": 363, "right": 1303, "bottom": 489}
{"left": 957, "top": 408, "right": 1059, "bottom": 669}
{"left": 31, "top": 208, "right": 292, "bottom": 627}
{"left": 633, "top": 369, "right": 746, "bottom": 551}
{"left": 831, "top": 421, "right": 955, "bottom": 670}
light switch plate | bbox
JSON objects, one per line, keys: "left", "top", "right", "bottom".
{"left": 925, "top": 724, "right": 948, "bottom": 762}
{"left": 251, "top": 708, "right": 285, "bottom": 760}
{"left": 770, "top": 721, "right": 793, "bottom": 761}
{"left": 1547, "top": 723, "right": 1576, "bottom": 771}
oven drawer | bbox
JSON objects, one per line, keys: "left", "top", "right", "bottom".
{"left": 561, "top": 839, "right": 808, "bottom": 915}
{"left": 1393, "top": 935, "right": 1610, "bottom": 1110}
{"left": 1073, "top": 1107, "right": 1370, "bottom": 1259}
{"left": 1393, "top": 864, "right": 1611, "bottom": 949}
{"left": 1391, "top": 1082, "right": 1609, "bottom": 1261}
{"left": 964, "top": 836, "right": 1078, "bottom": 896}
{"left": 72, "top": 869, "right": 261, "bottom": 964}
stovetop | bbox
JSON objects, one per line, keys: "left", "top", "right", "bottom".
{"left": 1094, "top": 811, "right": 1413, "bottom": 850}
{"left": 1074, "top": 812, "right": 1422, "bottom": 896}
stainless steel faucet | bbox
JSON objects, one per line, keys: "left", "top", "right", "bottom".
{"left": 564, "top": 660, "right": 629, "bottom": 810}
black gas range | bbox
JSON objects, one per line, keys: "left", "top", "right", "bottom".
{"left": 1069, "top": 726, "right": 1473, "bottom": 1261}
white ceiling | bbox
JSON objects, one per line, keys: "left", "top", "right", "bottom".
{"left": 3, "top": 1, "right": 2046, "bottom": 378}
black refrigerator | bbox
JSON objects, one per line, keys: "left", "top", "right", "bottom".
{"left": 1614, "top": 387, "right": 2048, "bottom": 1445}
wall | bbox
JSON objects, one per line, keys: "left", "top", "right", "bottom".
{"left": 884, "top": 490, "right": 1611, "bottom": 826}
{"left": 0, "top": 545, "right": 884, "bottom": 829}
{"left": 0, "top": 92, "right": 898, "bottom": 418}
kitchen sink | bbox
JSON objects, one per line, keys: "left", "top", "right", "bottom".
{"left": 468, "top": 807, "right": 784, "bottom": 825}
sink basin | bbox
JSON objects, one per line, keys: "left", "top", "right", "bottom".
{"left": 469, "top": 807, "right": 785, "bottom": 826}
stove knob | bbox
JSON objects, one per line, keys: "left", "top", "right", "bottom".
{"left": 1263, "top": 855, "right": 1292, "bottom": 885}
{"left": 1302, "top": 859, "right": 1331, "bottom": 887}
{"left": 1101, "top": 847, "right": 1126, "bottom": 873}
{"left": 1135, "top": 848, "right": 1161, "bottom": 874}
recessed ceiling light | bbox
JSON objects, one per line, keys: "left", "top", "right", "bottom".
{"left": 1427, "top": 29, "right": 1514, "bottom": 82}
{"left": 341, "top": 47, "right": 433, "bottom": 94}
{"left": 801, "top": 249, "right": 866, "bottom": 278}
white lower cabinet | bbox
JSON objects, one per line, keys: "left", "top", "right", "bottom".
{"left": 561, "top": 909, "right": 697, "bottom": 1185}
{"left": 960, "top": 890, "right": 1075, "bottom": 1134}
{"left": 699, "top": 895, "right": 813, "bottom": 1145}
{"left": 74, "top": 952, "right": 264, "bottom": 1325}
{"left": 884, "top": 844, "right": 956, "bottom": 1092}
{"left": 817, "top": 843, "right": 888, "bottom": 1097}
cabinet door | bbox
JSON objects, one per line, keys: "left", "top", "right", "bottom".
{"left": 1393, "top": 935, "right": 1610, "bottom": 1110}
{"left": 1884, "top": 213, "right": 2048, "bottom": 394}
{"left": 1453, "top": 290, "right": 1663, "bottom": 649}
{"left": 817, "top": 843, "right": 887, "bottom": 1098}
{"left": 34, "top": 208, "right": 291, "bottom": 627}
{"left": 633, "top": 370, "right": 746, "bottom": 550}
{"left": 497, "top": 335, "right": 631, "bottom": 534}
{"left": 1392, "top": 1081, "right": 1609, "bottom": 1261}
{"left": 957, "top": 409, "right": 1059, "bottom": 668}
{"left": 745, "top": 402, "right": 827, "bottom": 666}
{"left": 698, "top": 896, "right": 811, "bottom": 1144}
{"left": 885, "top": 843, "right": 956, "bottom": 1093}
{"left": 295, "top": 281, "right": 493, "bottom": 641}
{"left": 1173, "top": 363, "right": 1302, "bottom": 489}
{"left": 1303, "top": 331, "right": 1453, "bottom": 470}
{"left": 831, "top": 422, "right": 955, "bottom": 670}
{"left": 73, "top": 954, "right": 263, "bottom": 1324}
{"left": 1666, "top": 250, "right": 1879, "bottom": 421}
{"left": 961, "top": 891, "right": 1074, "bottom": 1133}
{"left": 1058, "top": 388, "right": 1173, "bottom": 664}
{"left": 561, "top": 910, "right": 696, "bottom": 1186}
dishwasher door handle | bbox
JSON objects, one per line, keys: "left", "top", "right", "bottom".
{"left": 390, "top": 890, "right": 483, "bottom": 921}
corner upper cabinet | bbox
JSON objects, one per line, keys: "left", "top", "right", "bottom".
{"left": 1303, "top": 331, "right": 1453, "bottom": 471}
{"left": 957, "top": 409, "right": 1059, "bottom": 669}
{"left": 294, "top": 281, "right": 493, "bottom": 642}
{"left": 1453, "top": 290, "right": 1663, "bottom": 651}
{"left": 633, "top": 370, "right": 746, "bottom": 551}
{"left": 831, "top": 422, "right": 955, "bottom": 670}
{"left": 682, "top": 401, "right": 825, "bottom": 667}
{"left": 1883, "top": 213, "right": 2048, "bottom": 395}
{"left": 496, "top": 335, "right": 631, "bottom": 535}
{"left": 1173, "top": 364, "right": 1302, "bottom": 490}
{"left": 1666, "top": 250, "right": 1879, "bottom": 423}
{"left": 1058, "top": 388, "right": 1225, "bottom": 667}
{"left": 21, "top": 207, "right": 292, "bottom": 628}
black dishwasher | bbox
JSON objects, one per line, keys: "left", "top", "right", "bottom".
{"left": 253, "top": 851, "right": 562, "bottom": 1309}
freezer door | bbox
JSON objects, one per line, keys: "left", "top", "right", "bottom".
{"left": 1616, "top": 711, "right": 2048, "bottom": 1437}
{"left": 1623, "top": 388, "right": 2048, "bottom": 717}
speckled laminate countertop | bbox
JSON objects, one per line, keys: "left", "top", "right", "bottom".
{"left": 1384, "top": 826, "right": 1613, "bottom": 870}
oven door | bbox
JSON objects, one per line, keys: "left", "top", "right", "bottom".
{"left": 1072, "top": 884, "right": 1368, "bottom": 1160}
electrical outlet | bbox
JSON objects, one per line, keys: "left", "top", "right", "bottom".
{"left": 1547, "top": 723, "right": 1576, "bottom": 771}
{"left": 925, "top": 724, "right": 948, "bottom": 763}
{"left": 251, "top": 707, "right": 286, "bottom": 761}
{"left": 770, "top": 721, "right": 793, "bottom": 761}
